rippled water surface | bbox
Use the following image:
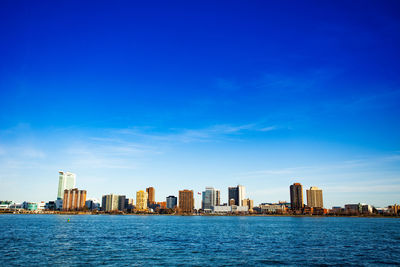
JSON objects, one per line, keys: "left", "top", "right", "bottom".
{"left": 1, "top": 215, "right": 400, "bottom": 266}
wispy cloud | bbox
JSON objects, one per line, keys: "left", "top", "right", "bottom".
{"left": 114, "top": 123, "right": 279, "bottom": 143}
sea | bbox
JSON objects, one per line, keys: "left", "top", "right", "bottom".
{"left": 1, "top": 214, "right": 400, "bottom": 266}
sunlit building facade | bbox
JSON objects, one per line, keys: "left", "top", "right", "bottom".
{"left": 306, "top": 186, "right": 323, "bottom": 208}
{"left": 146, "top": 187, "right": 155, "bottom": 206}
{"left": 179, "top": 190, "right": 194, "bottom": 213}
{"left": 136, "top": 190, "right": 148, "bottom": 211}
{"left": 63, "top": 188, "right": 87, "bottom": 211}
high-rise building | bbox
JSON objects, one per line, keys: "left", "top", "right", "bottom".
{"left": 57, "top": 171, "right": 76, "bottom": 199}
{"left": 63, "top": 188, "right": 86, "bottom": 211}
{"left": 228, "top": 185, "right": 246, "bottom": 206}
{"left": 179, "top": 190, "right": 194, "bottom": 213}
{"left": 290, "top": 183, "right": 304, "bottom": 210}
{"left": 146, "top": 187, "right": 155, "bottom": 206}
{"left": 202, "top": 187, "right": 220, "bottom": 211}
{"left": 118, "top": 195, "right": 126, "bottom": 211}
{"left": 166, "top": 195, "right": 177, "bottom": 209}
{"left": 306, "top": 187, "right": 323, "bottom": 208}
{"left": 136, "top": 190, "right": 148, "bottom": 211}
{"left": 102, "top": 194, "right": 120, "bottom": 212}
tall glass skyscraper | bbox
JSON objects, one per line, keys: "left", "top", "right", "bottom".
{"left": 57, "top": 171, "right": 76, "bottom": 199}
{"left": 201, "top": 187, "right": 220, "bottom": 211}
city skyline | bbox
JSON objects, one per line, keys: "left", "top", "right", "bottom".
{"left": 1, "top": 1, "right": 400, "bottom": 208}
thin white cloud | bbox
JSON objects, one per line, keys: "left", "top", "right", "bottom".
{"left": 113, "top": 123, "right": 278, "bottom": 143}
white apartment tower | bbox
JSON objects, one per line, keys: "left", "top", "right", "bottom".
{"left": 57, "top": 171, "right": 76, "bottom": 199}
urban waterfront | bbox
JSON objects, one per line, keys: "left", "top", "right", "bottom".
{"left": 1, "top": 215, "right": 400, "bottom": 266}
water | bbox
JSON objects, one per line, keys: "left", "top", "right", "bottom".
{"left": 1, "top": 215, "right": 400, "bottom": 266}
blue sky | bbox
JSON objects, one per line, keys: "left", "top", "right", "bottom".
{"left": 1, "top": 1, "right": 400, "bottom": 208}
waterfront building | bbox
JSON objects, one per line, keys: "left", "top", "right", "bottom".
{"left": 306, "top": 186, "right": 323, "bottom": 208}
{"left": 179, "top": 190, "right": 194, "bottom": 213}
{"left": 37, "top": 201, "right": 46, "bottom": 211}
{"left": 0, "top": 201, "right": 12, "bottom": 210}
{"left": 102, "top": 194, "right": 120, "bottom": 212}
{"left": 45, "top": 201, "right": 56, "bottom": 210}
{"left": 201, "top": 187, "right": 220, "bottom": 211}
{"left": 242, "top": 198, "right": 254, "bottom": 212}
{"left": 63, "top": 188, "right": 87, "bottom": 211}
{"left": 345, "top": 203, "right": 374, "bottom": 214}
{"left": 125, "top": 198, "right": 135, "bottom": 211}
{"left": 388, "top": 204, "right": 399, "bottom": 215}
{"left": 136, "top": 190, "right": 148, "bottom": 211}
{"left": 258, "top": 203, "right": 286, "bottom": 214}
{"left": 211, "top": 205, "right": 249, "bottom": 214}
{"left": 290, "top": 183, "right": 304, "bottom": 210}
{"left": 85, "top": 198, "right": 100, "bottom": 210}
{"left": 146, "top": 187, "right": 155, "bottom": 206}
{"left": 118, "top": 195, "right": 126, "bottom": 211}
{"left": 22, "top": 202, "right": 38, "bottom": 211}
{"left": 166, "top": 195, "right": 177, "bottom": 209}
{"left": 57, "top": 171, "right": 76, "bottom": 200}
{"left": 228, "top": 185, "right": 246, "bottom": 206}
{"left": 157, "top": 201, "right": 167, "bottom": 209}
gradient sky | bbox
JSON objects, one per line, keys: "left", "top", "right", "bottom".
{"left": 1, "top": 1, "right": 400, "bottom": 208}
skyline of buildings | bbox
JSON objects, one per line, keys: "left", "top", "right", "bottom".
{"left": 2, "top": 170, "right": 398, "bottom": 214}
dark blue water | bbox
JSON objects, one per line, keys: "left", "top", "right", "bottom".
{"left": 1, "top": 215, "right": 400, "bottom": 266}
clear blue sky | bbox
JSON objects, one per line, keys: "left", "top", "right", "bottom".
{"left": 1, "top": 1, "right": 400, "bottom": 208}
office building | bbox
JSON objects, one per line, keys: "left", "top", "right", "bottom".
{"left": 136, "top": 190, "right": 148, "bottom": 211}
{"left": 63, "top": 188, "right": 86, "bottom": 211}
{"left": 166, "top": 195, "right": 177, "bottom": 209}
{"left": 306, "top": 186, "right": 323, "bottom": 208}
{"left": 228, "top": 185, "right": 246, "bottom": 206}
{"left": 290, "top": 183, "right": 304, "bottom": 210}
{"left": 146, "top": 187, "right": 155, "bottom": 206}
{"left": 102, "top": 194, "right": 120, "bottom": 212}
{"left": 57, "top": 171, "right": 76, "bottom": 199}
{"left": 201, "top": 187, "right": 220, "bottom": 211}
{"left": 179, "top": 190, "right": 194, "bottom": 213}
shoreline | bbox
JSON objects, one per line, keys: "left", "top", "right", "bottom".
{"left": 1, "top": 211, "right": 399, "bottom": 218}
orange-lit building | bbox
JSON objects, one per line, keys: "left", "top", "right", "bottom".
{"left": 63, "top": 188, "right": 87, "bottom": 211}
{"left": 179, "top": 190, "right": 194, "bottom": 213}
{"left": 156, "top": 201, "right": 167, "bottom": 209}
{"left": 146, "top": 187, "right": 155, "bottom": 205}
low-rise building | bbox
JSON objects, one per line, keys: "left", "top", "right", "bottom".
{"left": 259, "top": 203, "right": 286, "bottom": 214}
{"left": 345, "top": 203, "right": 374, "bottom": 215}
{"left": 211, "top": 205, "right": 249, "bottom": 214}
{"left": 85, "top": 198, "right": 101, "bottom": 210}
{"left": 0, "top": 201, "right": 12, "bottom": 210}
